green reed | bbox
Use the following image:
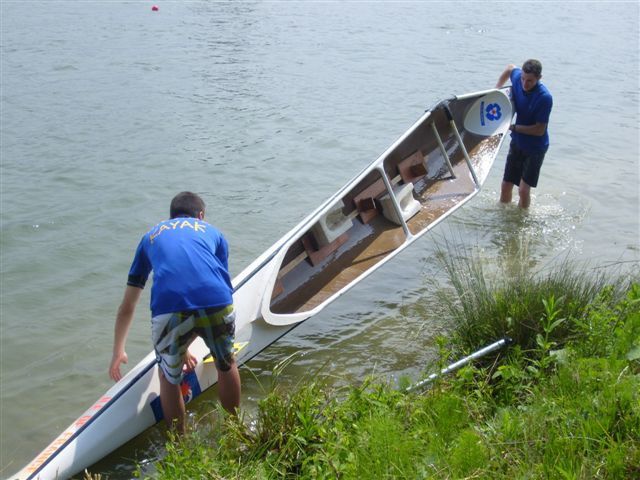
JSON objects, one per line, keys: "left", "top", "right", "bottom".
{"left": 433, "top": 241, "right": 633, "bottom": 354}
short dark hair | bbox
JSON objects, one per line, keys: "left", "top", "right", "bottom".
{"left": 170, "top": 191, "right": 205, "bottom": 219}
{"left": 522, "top": 59, "right": 542, "bottom": 78}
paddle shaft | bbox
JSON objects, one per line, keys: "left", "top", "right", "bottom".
{"left": 406, "top": 337, "right": 513, "bottom": 392}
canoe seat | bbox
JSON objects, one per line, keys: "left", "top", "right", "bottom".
{"left": 398, "top": 150, "right": 427, "bottom": 185}
{"left": 353, "top": 178, "right": 387, "bottom": 224}
{"left": 380, "top": 182, "right": 421, "bottom": 225}
{"left": 311, "top": 201, "right": 353, "bottom": 247}
{"left": 302, "top": 232, "right": 349, "bottom": 266}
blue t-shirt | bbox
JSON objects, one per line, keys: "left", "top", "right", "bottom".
{"left": 127, "top": 217, "right": 233, "bottom": 317}
{"left": 510, "top": 68, "right": 553, "bottom": 153}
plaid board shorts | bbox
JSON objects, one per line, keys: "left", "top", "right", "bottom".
{"left": 151, "top": 305, "right": 236, "bottom": 385}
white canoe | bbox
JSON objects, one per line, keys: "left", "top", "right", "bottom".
{"left": 11, "top": 88, "right": 512, "bottom": 480}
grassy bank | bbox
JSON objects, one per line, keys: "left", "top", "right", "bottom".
{"left": 140, "top": 260, "right": 639, "bottom": 479}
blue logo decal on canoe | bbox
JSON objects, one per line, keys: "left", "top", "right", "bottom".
{"left": 480, "top": 101, "right": 485, "bottom": 126}
{"left": 180, "top": 371, "right": 202, "bottom": 404}
{"left": 151, "top": 396, "right": 163, "bottom": 422}
{"left": 485, "top": 103, "right": 502, "bottom": 122}
{"left": 150, "top": 371, "right": 202, "bottom": 422}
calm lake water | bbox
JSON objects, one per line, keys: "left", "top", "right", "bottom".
{"left": 1, "top": 1, "right": 638, "bottom": 478}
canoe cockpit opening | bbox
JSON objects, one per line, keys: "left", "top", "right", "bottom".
{"left": 268, "top": 143, "right": 460, "bottom": 314}
{"left": 268, "top": 92, "right": 512, "bottom": 315}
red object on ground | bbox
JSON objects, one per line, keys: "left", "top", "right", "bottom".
{"left": 151, "top": 5, "right": 159, "bottom": 11}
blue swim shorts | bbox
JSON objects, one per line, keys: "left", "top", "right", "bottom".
{"left": 151, "top": 305, "right": 236, "bottom": 385}
{"left": 503, "top": 141, "right": 548, "bottom": 188}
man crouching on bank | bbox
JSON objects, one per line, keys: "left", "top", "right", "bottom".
{"left": 109, "top": 191, "right": 240, "bottom": 433}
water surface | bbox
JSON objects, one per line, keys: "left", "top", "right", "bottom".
{"left": 1, "top": 2, "right": 638, "bottom": 477}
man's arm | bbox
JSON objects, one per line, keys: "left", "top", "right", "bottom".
{"left": 496, "top": 64, "right": 516, "bottom": 88}
{"left": 511, "top": 122, "right": 548, "bottom": 137}
{"left": 109, "top": 285, "right": 143, "bottom": 382}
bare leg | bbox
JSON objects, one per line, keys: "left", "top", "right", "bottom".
{"left": 217, "top": 361, "right": 241, "bottom": 414}
{"left": 159, "top": 371, "right": 186, "bottom": 434}
{"left": 500, "top": 181, "right": 514, "bottom": 203}
{"left": 518, "top": 180, "right": 532, "bottom": 209}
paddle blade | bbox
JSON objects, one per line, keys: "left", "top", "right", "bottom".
{"left": 463, "top": 90, "right": 512, "bottom": 136}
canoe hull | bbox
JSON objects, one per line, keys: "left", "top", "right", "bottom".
{"left": 11, "top": 88, "right": 512, "bottom": 480}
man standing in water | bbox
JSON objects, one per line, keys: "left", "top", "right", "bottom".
{"left": 109, "top": 191, "right": 240, "bottom": 433}
{"left": 496, "top": 59, "right": 553, "bottom": 209}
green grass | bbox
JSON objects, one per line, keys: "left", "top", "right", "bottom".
{"left": 434, "top": 244, "right": 633, "bottom": 354}
{"left": 134, "top": 259, "right": 639, "bottom": 480}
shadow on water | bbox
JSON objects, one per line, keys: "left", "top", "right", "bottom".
{"left": 86, "top": 429, "right": 164, "bottom": 479}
